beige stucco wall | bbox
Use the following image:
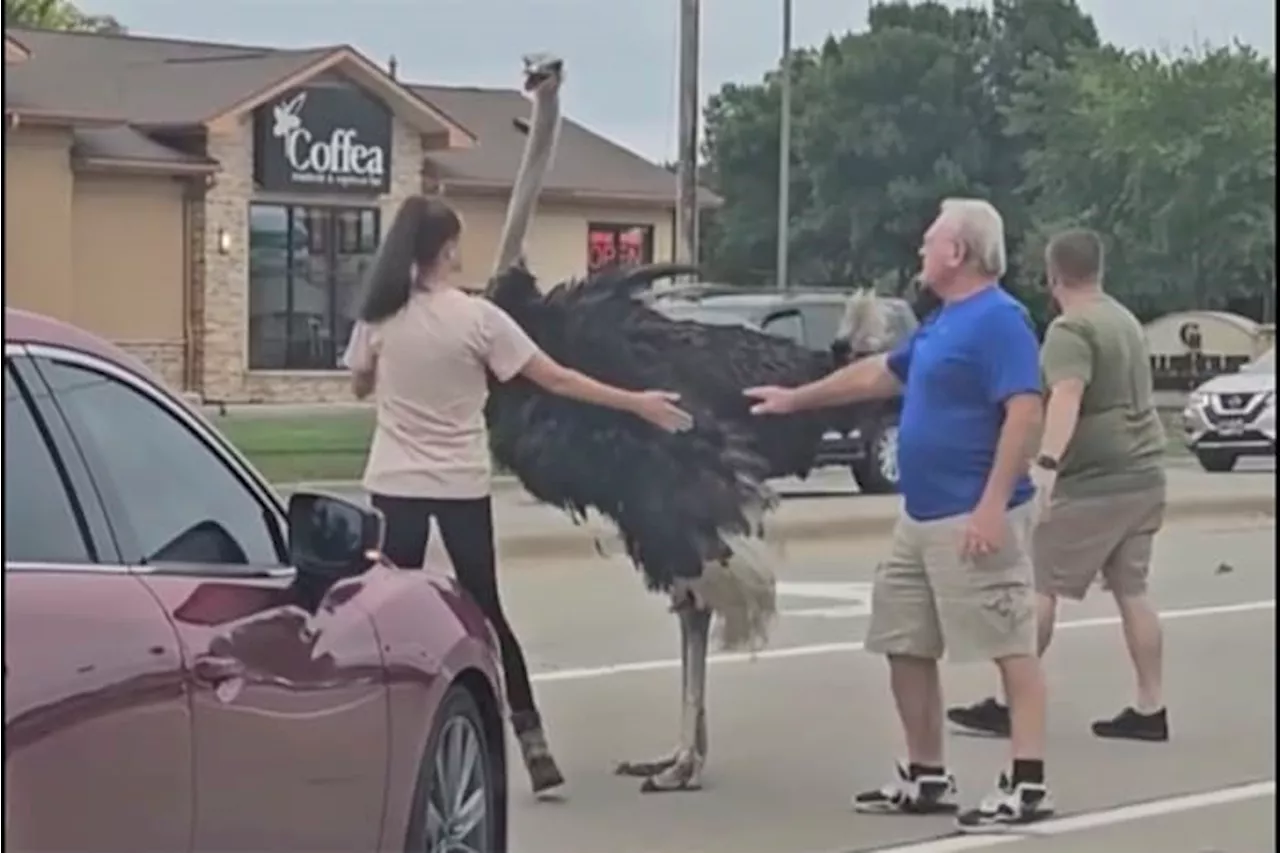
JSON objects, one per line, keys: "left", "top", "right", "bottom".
{"left": 4, "top": 127, "right": 75, "bottom": 320}
{"left": 450, "top": 195, "right": 675, "bottom": 288}
{"left": 71, "top": 173, "right": 188, "bottom": 389}
{"left": 200, "top": 103, "right": 426, "bottom": 403}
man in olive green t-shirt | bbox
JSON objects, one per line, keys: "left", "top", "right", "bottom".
{"left": 947, "top": 228, "right": 1170, "bottom": 744}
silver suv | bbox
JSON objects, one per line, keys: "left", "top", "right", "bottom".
{"left": 1181, "top": 346, "right": 1276, "bottom": 471}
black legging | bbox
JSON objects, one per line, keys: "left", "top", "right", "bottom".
{"left": 370, "top": 494, "right": 537, "bottom": 716}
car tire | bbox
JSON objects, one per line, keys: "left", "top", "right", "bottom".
{"left": 851, "top": 416, "right": 900, "bottom": 495}
{"left": 405, "top": 684, "right": 504, "bottom": 853}
{"left": 1196, "top": 449, "right": 1240, "bottom": 473}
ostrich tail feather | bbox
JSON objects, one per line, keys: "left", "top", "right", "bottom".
{"left": 684, "top": 529, "right": 780, "bottom": 654}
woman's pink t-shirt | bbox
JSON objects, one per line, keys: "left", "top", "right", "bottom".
{"left": 342, "top": 288, "right": 538, "bottom": 500}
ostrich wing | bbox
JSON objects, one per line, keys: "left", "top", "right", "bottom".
{"left": 486, "top": 265, "right": 837, "bottom": 591}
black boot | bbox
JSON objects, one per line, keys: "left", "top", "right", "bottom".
{"left": 511, "top": 710, "right": 565, "bottom": 794}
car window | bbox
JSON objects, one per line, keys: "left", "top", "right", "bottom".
{"left": 761, "top": 312, "right": 806, "bottom": 345}
{"left": 3, "top": 365, "right": 94, "bottom": 565}
{"left": 802, "top": 304, "right": 845, "bottom": 348}
{"left": 38, "top": 360, "right": 285, "bottom": 570}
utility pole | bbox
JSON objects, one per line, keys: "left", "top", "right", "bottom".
{"left": 676, "top": 0, "right": 700, "bottom": 272}
{"left": 776, "top": 0, "right": 793, "bottom": 290}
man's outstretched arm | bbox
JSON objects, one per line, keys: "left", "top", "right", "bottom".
{"left": 746, "top": 334, "right": 915, "bottom": 415}
{"left": 786, "top": 355, "right": 903, "bottom": 411}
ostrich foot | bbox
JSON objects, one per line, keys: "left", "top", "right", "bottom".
{"left": 614, "top": 751, "right": 680, "bottom": 778}
{"left": 639, "top": 748, "right": 703, "bottom": 793}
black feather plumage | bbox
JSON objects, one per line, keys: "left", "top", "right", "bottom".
{"left": 485, "top": 263, "right": 837, "bottom": 593}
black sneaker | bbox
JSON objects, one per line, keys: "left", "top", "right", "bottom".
{"left": 1092, "top": 707, "right": 1169, "bottom": 742}
{"left": 956, "top": 772, "right": 1055, "bottom": 832}
{"left": 946, "top": 697, "right": 1011, "bottom": 737}
{"left": 852, "top": 761, "right": 959, "bottom": 815}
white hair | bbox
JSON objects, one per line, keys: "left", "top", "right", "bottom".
{"left": 939, "top": 197, "right": 1007, "bottom": 278}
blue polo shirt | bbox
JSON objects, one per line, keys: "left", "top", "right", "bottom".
{"left": 888, "top": 285, "right": 1040, "bottom": 521}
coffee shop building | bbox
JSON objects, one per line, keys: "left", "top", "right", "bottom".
{"left": 4, "top": 27, "right": 717, "bottom": 403}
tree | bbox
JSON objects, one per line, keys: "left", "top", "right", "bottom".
{"left": 700, "top": 16, "right": 998, "bottom": 289}
{"left": 698, "top": 0, "right": 1100, "bottom": 308}
{"left": 1009, "top": 44, "right": 1276, "bottom": 320}
{"left": 4, "top": 0, "right": 124, "bottom": 33}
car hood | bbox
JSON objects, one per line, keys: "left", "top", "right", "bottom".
{"left": 1195, "top": 371, "right": 1276, "bottom": 395}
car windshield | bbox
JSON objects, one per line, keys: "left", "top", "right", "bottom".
{"left": 1244, "top": 347, "right": 1275, "bottom": 373}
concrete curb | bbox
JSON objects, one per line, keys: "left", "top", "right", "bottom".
{"left": 494, "top": 493, "right": 1276, "bottom": 565}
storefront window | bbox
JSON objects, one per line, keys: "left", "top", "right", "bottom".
{"left": 587, "top": 223, "right": 654, "bottom": 272}
{"left": 248, "top": 203, "right": 380, "bottom": 370}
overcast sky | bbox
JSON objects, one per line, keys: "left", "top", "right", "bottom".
{"left": 81, "top": 0, "right": 1276, "bottom": 163}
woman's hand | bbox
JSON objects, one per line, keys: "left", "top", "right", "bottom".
{"left": 628, "top": 391, "right": 694, "bottom": 433}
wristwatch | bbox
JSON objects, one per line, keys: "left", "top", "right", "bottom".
{"left": 1035, "top": 454, "right": 1059, "bottom": 471}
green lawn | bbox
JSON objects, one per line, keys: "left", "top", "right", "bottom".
{"left": 213, "top": 409, "right": 374, "bottom": 484}
{"left": 213, "top": 405, "right": 1190, "bottom": 485}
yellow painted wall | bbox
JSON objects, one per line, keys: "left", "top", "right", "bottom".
{"left": 450, "top": 195, "right": 675, "bottom": 288}
{"left": 70, "top": 173, "right": 187, "bottom": 342}
{"left": 4, "top": 127, "right": 75, "bottom": 320}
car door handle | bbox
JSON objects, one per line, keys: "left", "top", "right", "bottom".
{"left": 191, "top": 656, "right": 245, "bottom": 685}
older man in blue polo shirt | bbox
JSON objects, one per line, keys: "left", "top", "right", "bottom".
{"left": 745, "top": 198, "right": 1051, "bottom": 831}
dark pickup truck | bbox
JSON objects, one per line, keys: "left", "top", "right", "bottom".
{"left": 647, "top": 285, "right": 918, "bottom": 494}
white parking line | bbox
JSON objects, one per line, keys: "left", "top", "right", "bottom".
{"left": 862, "top": 779, "right": 1275, "bottom": 853}
{"left": 529, "top": 598, "right": 1276, "bottom": 685}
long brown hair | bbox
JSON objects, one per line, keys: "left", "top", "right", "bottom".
{"left": 357, "top": 195, "right": 462, "bottom": 323}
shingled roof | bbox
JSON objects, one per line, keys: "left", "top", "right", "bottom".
{"left": 3, "top": 26, "right": 467, "bottom": 172}
{"left": 413, "top": 84, "right": 720, "bottom": 208}
{"left": 3, "top": 26, "right": 709, "bottom": 206}
{"left": 6, "top": 28, "right": 335, "bottom": 126}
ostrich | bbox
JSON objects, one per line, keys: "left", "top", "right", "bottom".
{"left": 483, "top": 55, "right": 890, "bottom": 793}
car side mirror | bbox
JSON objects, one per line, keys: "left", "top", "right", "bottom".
{"left": 287, "top": 492, "right": 384, "bottom": 582}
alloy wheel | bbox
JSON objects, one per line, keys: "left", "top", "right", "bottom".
{"left": 424, "top": 715, "right": 490, "bottom": 853}
{"left": 876, "top": 424, "right": 900, "bottom": 485}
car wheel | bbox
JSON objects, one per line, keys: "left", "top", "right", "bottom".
{"left": 1196, "top": 449, "right": 1239, "bottom": 472}
{"left": 405, "top": 684, "right": 502, "bottom": 853}
{"left": 852, "top": 417, "right": 900, "bottom": 495}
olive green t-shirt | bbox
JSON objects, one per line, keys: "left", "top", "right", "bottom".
{"left": 1040, "top": 294, "right": 1166, "bottom": 498}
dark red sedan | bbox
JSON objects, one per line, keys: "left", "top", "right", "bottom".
{"left": 3, "top": 308, "right": 508, "bottom": 852}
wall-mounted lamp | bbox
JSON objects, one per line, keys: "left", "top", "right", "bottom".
{"left": 217, "top": 228, "right": 231, "bottom": 255}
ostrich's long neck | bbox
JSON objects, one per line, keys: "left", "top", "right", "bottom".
{"left": 492, "top": 87, "right": 561, "bottom": 274}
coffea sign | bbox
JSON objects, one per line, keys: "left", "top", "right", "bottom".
{"left": 254, "top": 86, "right": 393, "bottom": 194}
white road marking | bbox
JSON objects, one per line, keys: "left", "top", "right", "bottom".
{"left": 778, "top": 581, "right": 874, "bottom": 619}
{"left": 860, "top": 779, "right": 1275, "bottom": 853}
{"left": 529, "top": 598, "right": 1275, "bottom": 685}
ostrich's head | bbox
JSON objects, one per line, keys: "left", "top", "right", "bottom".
{"left": 833, "top": 288, "right": 890, "bottom": 360}
{"left": 522, "top": 53, "right": 564, "bottom": 95}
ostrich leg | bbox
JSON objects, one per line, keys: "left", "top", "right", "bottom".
{"left": 615, "top": 596, "right": 711, "bottom": 793}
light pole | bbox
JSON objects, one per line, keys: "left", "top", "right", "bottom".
{"left": 676, "top": 0, "right": 701, "bottom": 274}
{"left": 776, "top": 0, "right": 793, "bottom": 290}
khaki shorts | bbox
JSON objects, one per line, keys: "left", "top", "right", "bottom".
{"left": 864, "top": 502, "right": 1037, "bottom": 664}
{"left": 1033, "top": 482, "right": 1166, "bottom": 601}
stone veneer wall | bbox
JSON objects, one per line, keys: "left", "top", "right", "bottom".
{"left": 117, "top": 341, "right": 187, "bottom": 392}
{"left": 199, "top": 111, "right": 424, "bottom": 404}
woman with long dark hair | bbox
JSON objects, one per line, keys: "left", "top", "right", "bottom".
{"left": 343, "top": 195, "right": 691, "bottom": 795}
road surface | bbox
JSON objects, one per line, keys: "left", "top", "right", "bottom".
{"left": 457, "top": 514, "right": 1277, "bottom": 853}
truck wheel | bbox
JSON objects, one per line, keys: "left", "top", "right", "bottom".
{"left": 1196, "top": 449, "right": 1239, "bottom": 472}
{"left": 852, "top": 417, "right": 900, "bottom": 494}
